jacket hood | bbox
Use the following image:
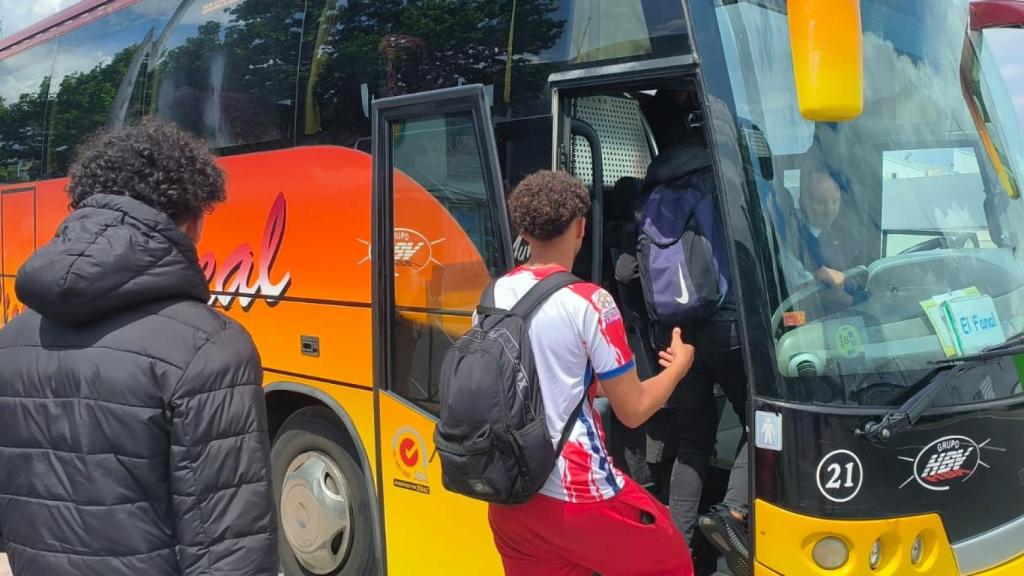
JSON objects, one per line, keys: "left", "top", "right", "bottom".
{"left": 15, "top": 194, "right": 210, "bottom": 326}
{"left": 643, "top": 143, "right": 712, "bottom": 191}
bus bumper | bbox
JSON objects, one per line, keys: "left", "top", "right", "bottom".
{"left": 752, "top": 499, "right": 1024, "bottom": 575}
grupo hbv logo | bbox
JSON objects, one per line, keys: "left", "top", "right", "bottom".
{"left": 908, "top": 436, "right": 980, "bottom": 491}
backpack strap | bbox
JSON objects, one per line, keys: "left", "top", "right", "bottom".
{"left": 510, "top": 271, "right": 581, "bottom": 319}
{"left": 555, "top": 394, "right": 587, "bottom": 457}
{"left": 480, "top": 280, "right": 497, "bottom": 308}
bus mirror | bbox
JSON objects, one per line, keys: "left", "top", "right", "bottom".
{"left": 787, "top": 0, "right": 863, "bottom": 122}
{"left": 964, "top": 1, "right": 1024, "bottom": 200}
{"left": 970, "top": 0, "right": 1024, "bottom": 31}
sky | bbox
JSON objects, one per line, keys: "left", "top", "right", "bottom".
{"left": 0, "top": 0, "right": 77, "bottom": 40}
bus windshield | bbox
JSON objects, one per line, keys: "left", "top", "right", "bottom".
{"left": 715, "top": 0, "right": 1024, "bottom": 407}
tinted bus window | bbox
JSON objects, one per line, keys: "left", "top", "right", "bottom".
{"left": 44, "top": 0, "right": 166, "bottom": 178}
{"left": 0, "top": 44, "right": 57, "bottom": 184}
{"left": 299, "top": 0, "right": 689, "bottom": 177}
{"left": 152, "top": 0, "right": 304, "bottom": 154}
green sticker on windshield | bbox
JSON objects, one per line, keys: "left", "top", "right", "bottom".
{"left": 835, "top": 324, "right": 863, "bottom": 357}
{"left": 824, "top": 317, "right": 869, "bottom": 364}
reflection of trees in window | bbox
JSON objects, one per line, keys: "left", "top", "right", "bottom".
{"left": 154, "top": 0, "right": 305, "bottom": 152}
{"left": 44, "top": 46, "right": 145, "bottom": 177}
{"left": 302, "top": 0, "right": 566, "bottom": 148}
{"left": 0, "top": 77, "right": 50, "bottom": 184}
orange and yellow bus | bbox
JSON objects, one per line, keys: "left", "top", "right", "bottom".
{"left": 2, "top": 1, "right": 1024, "bottom": 575}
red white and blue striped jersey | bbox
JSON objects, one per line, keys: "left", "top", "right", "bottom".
{"left": 486, "top": 265, "right": 634, "bottom": 502}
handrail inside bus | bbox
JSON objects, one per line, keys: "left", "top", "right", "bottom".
{"left": 571, "top": 118, "right": 604, "bottom": 283}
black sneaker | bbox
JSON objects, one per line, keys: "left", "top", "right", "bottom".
{"left": 698, "top": 504, "right": 752, "bottom": 576}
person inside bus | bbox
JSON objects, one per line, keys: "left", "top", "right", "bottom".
{"left": 621, "top": 88, "right": 754, "bottom": 576}
{"left": 0, "top": 119, "right": 278, "bottom": 576}
{"left": 489, "top": 170, "right": 696, "bottom": 576}
{"left": 784, "top": 169, "right": 871, "bottom": 308}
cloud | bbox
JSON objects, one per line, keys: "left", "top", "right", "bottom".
{"left": 1, "top": 0, "right": 78, "bottom": 38}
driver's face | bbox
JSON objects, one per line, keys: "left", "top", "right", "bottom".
{"left": 802, "top": 174, "right": 841, "bottom": 230}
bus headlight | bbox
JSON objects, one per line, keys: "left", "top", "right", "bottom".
{"left": 869, "top": 539, "right": 882, "bottom": 569}
{"left": 911, "top": 535, "right": 924, "bottom": 565}
{"left": 812, "top": 536, "right": 849, "bottom": 570}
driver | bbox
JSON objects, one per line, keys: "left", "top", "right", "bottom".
{"left": 790, "top": 170, "right": 867, "bottom": 305}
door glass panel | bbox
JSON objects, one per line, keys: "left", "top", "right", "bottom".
{"left": 390, "top": 110, "right": 499, "bottom": 415}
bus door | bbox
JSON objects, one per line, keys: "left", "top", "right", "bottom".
{"left": 549, "top": 68, "right": 752, "bottom": 566}
{"left": 1, "top": 186, "right": 34, "bottom": 326}
{"left": 370, "top": 85, "right": 512, "bottom": 575}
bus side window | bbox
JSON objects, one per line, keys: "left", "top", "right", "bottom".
{"left": 0, "top": 43, "right": 57, "bottom": 185}
{"left": 296, "top": 0, "right": 377, "bottom": 149}
{"left": 149, "top": 0, "right": 304, "bottom": 155}
{"left": 42, "top": 0, "right": 164, "bottom": 179}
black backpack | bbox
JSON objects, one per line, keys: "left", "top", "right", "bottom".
{"left": 434, "top": 271, "right": 585, "bottom": 504}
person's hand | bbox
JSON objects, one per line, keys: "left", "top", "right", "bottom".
{"left": 815, "top": 266, "right": 846, "bottom": 289}
{"left": 658, "top": 327, "right": 695, "bottom": 381}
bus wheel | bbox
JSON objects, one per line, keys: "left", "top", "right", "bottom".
{"left": 273, "top": 407, "right": 375, "bottom": 576}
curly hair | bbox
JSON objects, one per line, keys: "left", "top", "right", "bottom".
{"left": 67, "top": 118, "right": 226, "bottom": 225}
{"left": 508, "top": 170, "right": 590, "bottom": 241}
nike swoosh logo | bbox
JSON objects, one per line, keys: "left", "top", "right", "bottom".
{"left": 674, "top": 264, "right": 690, "bottom": 304}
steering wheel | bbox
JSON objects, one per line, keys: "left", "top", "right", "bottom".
{"left": 899, "top": 232, "right": 978, "bottom": 255}
{"left": 770, "top": 265, "right": 869, "bottom": 336}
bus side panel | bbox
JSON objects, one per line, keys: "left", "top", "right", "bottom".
{"left": 35, "top": 180, "right": 71, "bottom": 247}
{"left": 221, "top": 301, "right": 373, "bottom": 391}
{"left": 1, "top": 205, "right": 6, "bottom": 327}
{"left": 378, "top": 389, "right": 502, "bottom": 575}
{"left": 199, "top": 146, "right": 374, "bottom": 307}
{"left": 197, "top": 143, "right": 487, "bottom": 388}
{"left": 1, "top": 188, "right": 35, "bottom": 325}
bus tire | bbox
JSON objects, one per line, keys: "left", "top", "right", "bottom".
{"left": 272, "top": 406, "right": 376, "bottom": 576}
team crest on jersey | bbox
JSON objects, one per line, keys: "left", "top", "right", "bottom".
{"left": 593, "top": 290, "right": 621, "bottom": 325}
{"left": 898, "top": 435, "right": 1002, "bottom": 491}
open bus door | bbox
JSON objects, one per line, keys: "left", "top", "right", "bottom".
{"left": 371, "top": 85, "right": 511, "bottom": 575}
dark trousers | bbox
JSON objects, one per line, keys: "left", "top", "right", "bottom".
{"left": 651, "top": 319, "right": 748, "bottom": 540}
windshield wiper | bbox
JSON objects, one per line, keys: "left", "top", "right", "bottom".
{"left": 857, "top": 364, "right": 959, "bottom": 441}
{"left": 858, "top": 333, "right": 1024, "bottom": 441}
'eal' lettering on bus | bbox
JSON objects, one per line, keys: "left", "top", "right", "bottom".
{"left": 199, "top": 192, "right": 292, "bottom": 310}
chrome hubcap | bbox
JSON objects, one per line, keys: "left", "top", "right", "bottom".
{"left": 281, "top": 451, "right": 353, "bottom": 574}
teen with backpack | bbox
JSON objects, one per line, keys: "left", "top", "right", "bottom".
{"left": 436, "top": 171, "right": 696, "bottom": 576}
{"left": 637, "top": 141, "right": 751, "bottom": 576}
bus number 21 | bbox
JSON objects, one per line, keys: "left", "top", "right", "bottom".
{"left": 826, "top": 462, "right": 857, "bottom": 489}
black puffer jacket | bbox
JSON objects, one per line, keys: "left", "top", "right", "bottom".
{"left": 0, "top": 195, "right": 277, "bottom": 575}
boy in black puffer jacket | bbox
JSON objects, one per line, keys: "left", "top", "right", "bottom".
{"left": 0, "top": 120, "right": 277, "bottom": 576}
